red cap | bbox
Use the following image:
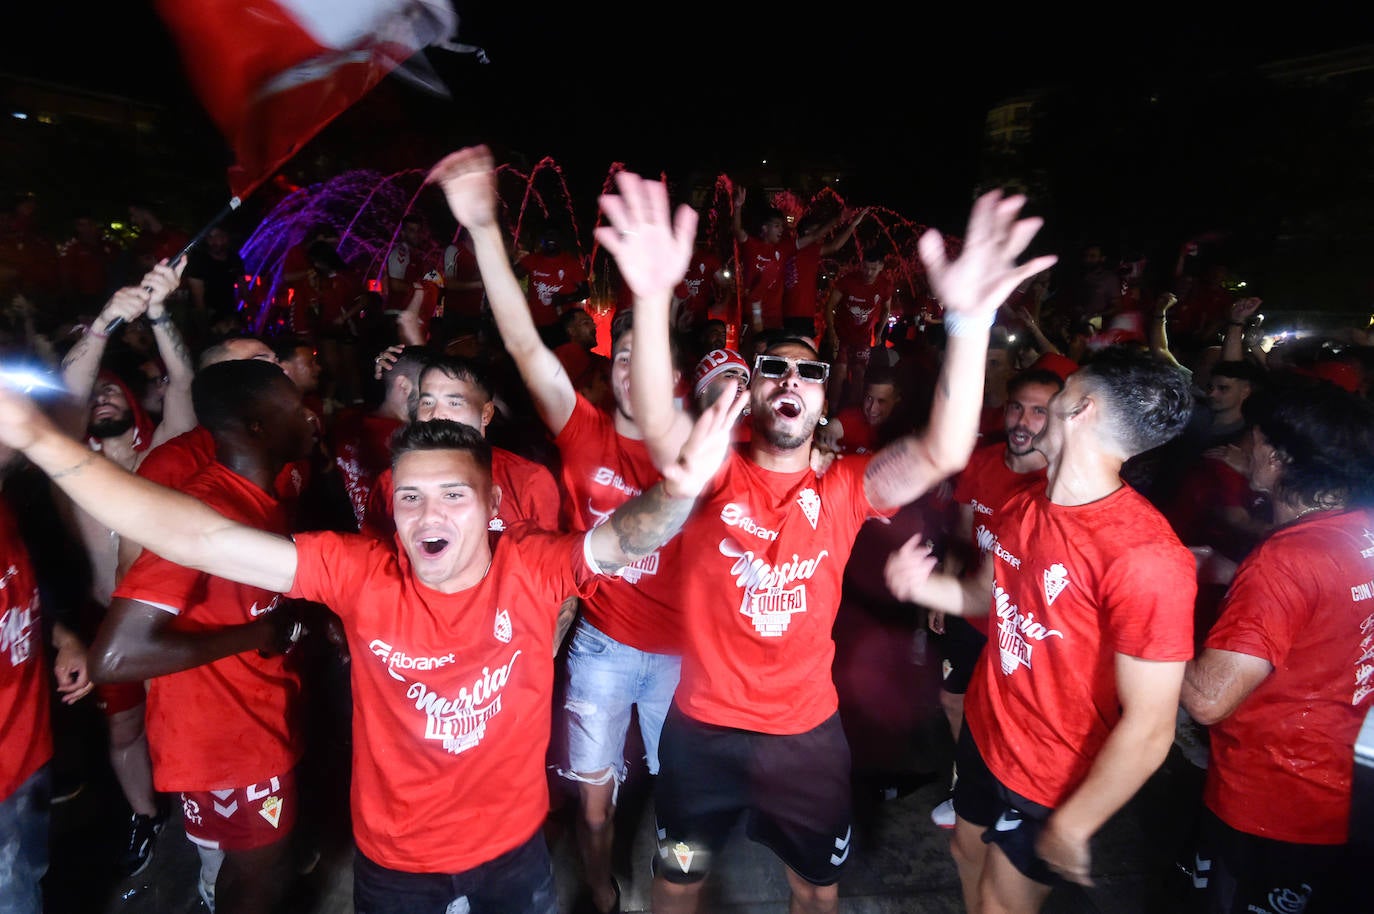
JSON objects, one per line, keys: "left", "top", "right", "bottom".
{"left": 692, "top": 348, "right": 750, "bottom": 400}
{"left": 1029, "top": 352, "right": 1079, "bottom": 382}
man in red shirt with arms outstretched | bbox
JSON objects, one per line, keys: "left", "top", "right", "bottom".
{"left": 621, "top": 181, "right": 1055, "bottom": 914}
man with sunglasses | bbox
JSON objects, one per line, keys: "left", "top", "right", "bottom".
{"left": 617, "top": 185, "right": 1055, "bottom": 914}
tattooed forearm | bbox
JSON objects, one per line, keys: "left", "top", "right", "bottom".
{"left": 596, "top": 483, "right": 694, "bottom": 574}
{"left": 553, "top": 596, "right": 579, "bottom": 656}
{"left": 153, "top": 317, "right": 195, "bottom": 381}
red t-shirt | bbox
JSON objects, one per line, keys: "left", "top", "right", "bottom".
{"left": 332, "top": 411, "right": 404, "bottom": 530}
{"left": 782, "top": 244, "right": 824, "bottom": 320}
{"left": 288, "top": 525, "right": 595, "bottom": 872}
{"left": 965, "top": 485, "right": 1195, "bottom": 808}
{"left": 832, "top": 407, "right": 878, "bottom": 456}
{"left": 517, "top": 251, "right": 587, "bottom": 327}
{"left": 674, "top": 249, "right": 722, "bottom": 328}
{"left": 740, "top": 237, "right": 795, "bottom": 327}
{"left": 553, "top": 395, "right": 684, "bottom": 654}
{"left": 139, "top": 426, "right": 307, "bottom": 505}
{"left": 672, "top": 450, "right": 891, "bottom": 733}
{"left": 831, "top": 270, "right": 893, "bottom": 347}
{"left": 1203, "top": 509, "right": 1374, "bottom": 844}
{"left": 443, "top": 243, "right": 484, "bottom": 318}
{"left": 58, "top": 237, "right": 119, "bottom": 298}
{"left": 951, "top": 443, "right": 1048, "bottom": 636}
{"left": 0, "top": 502, "right": 51, "bottom": 802}
{"left": 112, "top": 464, "right": 301, "bottom": 792}
{"left": 363, "top": 448, "right": 563, "bottom": 542}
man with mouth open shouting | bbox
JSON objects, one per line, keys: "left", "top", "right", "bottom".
{"left": 616, "top": 180, "right": 1056, "bottom": 914}
{"left": 0, "top": 348, "right": 746, "bottom": 913}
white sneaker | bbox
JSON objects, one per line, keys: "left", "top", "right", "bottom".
{"left": 931, "top": 798, "right": 956, "bottom": 829}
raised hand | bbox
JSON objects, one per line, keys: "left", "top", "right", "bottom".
{"left": 919, "top": 191, "right": 1057, "bottom": 320}
{"left": 141, "top": 258, "right": 187, "bottom": 317}
{"left": 594, "top": 171, "right": 698, "bottom": 304}
{"left": 96, "top": 286, "right": 151, "bottom": 329}
{"left": 660, "top": 383, "right": 748, "bottom": 500}
{"left": 1229, "top": 296, "right": 1261, "bottom": 323}
{"left": 373, "top": 344, "right": 403, "bottom": 381}
{"left": 884, "top": 535, "right": 940, "bottom": 604}
{"left": 427, "top": 145, "right": 501, "bottom": 230}
{"left": 0, "top": 383, "right": 53, "bottom": 452}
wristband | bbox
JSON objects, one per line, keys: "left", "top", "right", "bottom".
{"left": 942, "top": 310, "right": 996, "bottom": 338}
{"left": 148, "top": 314, "right": 173, "bottom": 326}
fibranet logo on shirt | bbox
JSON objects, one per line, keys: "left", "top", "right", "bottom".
{"left": 975, "top": 525, "right": 1022, "bottom": 569}
{"left": 369, "top": 639, "right": 457, "bottom": 682}
{"left": 993, "top": 583, "right": 1063, "bottom": 675}
{"left": 718, "top": 539, "right": 828, "bottom": 637}
{"left": 591, "top": 468, "right": 640, "bottom": 498}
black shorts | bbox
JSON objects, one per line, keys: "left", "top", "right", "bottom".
{"left": 951, "top": 725, "right": 1060, "bottom": 886}
{"left": 653, "top": 705, "right": 853, "bottom": 886}
{"left": 934, "top": 617, "right": 987, "bottom": 695}
{"left": 1188, "top": 808, "right": 1358, "bottom": 914}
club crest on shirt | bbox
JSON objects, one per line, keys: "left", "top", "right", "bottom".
{"left": 259, "top": 795, "right": 283, "bottom": 828}
{"left": 1043, "top": 563, "right": 1069, "bottom": 605}
{"left": 797, "top": 488, "right": 821, "bottom": 529}
{"left": 494, "top": 609, "right": 512, "bottom": 644}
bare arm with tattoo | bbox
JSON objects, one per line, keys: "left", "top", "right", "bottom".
{"left": 142, "top": 259, "right": 196, "bottom": 445}
{"left": 864, "top": 191, "right": 1056, "bottom": 512}
{"left": 587, "top": 381, "right": 746, "bottom": 571}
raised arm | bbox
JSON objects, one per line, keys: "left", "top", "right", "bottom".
{"left": 589, "top": 383, "right": 746, "bottom": 571}
{"left": 818, "top": 208, "right": 867, "bottom": 256}
{"left": 731, "top": 187, "right": 748, "bottom": 244}
{"left": 428, "top": 146, "right": 577, "bottom": 433}
{"left": 1220, "top": 297, "right": 1261, "bottom": 363}
{"left": 0, "top": 386, "right": 298, "bottom": 594}
{"left": 864, "top": 192, "right": 1056, "bottom": 511}
{"left": 594, "top": 170, "right": 698, "bottom": 468}
{"left": 141, "top": 260, "right": 197, "bottom": 445}
{"left": 58, "top": 287, "right": 150, "bottom": 434}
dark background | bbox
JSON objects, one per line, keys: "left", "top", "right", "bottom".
{"left": 3, "top": 3, "right": 1372, "bottom": 311}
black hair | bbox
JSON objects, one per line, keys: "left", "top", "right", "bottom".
{"left": 270, "top": 336, "right": 313, "bottom": 363}
{"left": 401, "top": 213, "right": 424, "bottom": 227}
{"left": 192, "top": 359, "right": 292, "bottom": 436}
{"left": 865, "top": 363, "right": 898, "bottom": 389}
{"left": 610, "top": 309, "right": 634, "bottom": 348}
{"left": 1243, "top": 375, "right": 1374, "bottom": 508}
{"left": 390, "top": 419, "right": 492, "bottom": 473}
{"left": 559, "top": 307, "right": 592, "bottom": 332}
{"left": 1007, "top": 368, "right": 1065, "bottom": 398}
{"left": 1075, "top": 347, "right": 1193, "bottom": 456}
{"left": 1210, "top": 360, "right": 1266, "bottom": 387}
{"left": 305, "top": 240, "right": 348, "bottom": 274}
{"left": 418, "top": 355, "right": 494, "bottom": 402}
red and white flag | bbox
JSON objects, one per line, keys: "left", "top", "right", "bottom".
{"left": 155, "top": 0, "right": 457, "bottom": 199}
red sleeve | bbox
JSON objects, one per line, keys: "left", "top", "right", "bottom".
{"left": 1101, "top": 543, "right": 1196, "bottom": 661}
{"left": 1204, "top": 541, "right": 1310, "bottom": 666}
{"left": 113, "top": 549, "right": 204, "bottom": 613}
{"left": 288, "top": 532, "right": 394, "bottom": 617}
{"left": 517, "top": 464, "right": 565, "bottom": 533}
{"left": 503, "top": 524, "right": 598, "bottom": 601}
{"left": 360, "top": 470, "right": 395, "bottom": 541}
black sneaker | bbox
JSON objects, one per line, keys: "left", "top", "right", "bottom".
{"left": 118, "top": 812, "right": 166, "bottom": 878}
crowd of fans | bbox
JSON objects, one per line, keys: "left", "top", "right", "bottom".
{"left": 0, "top": 145, "right": 1370, "bottom": 914}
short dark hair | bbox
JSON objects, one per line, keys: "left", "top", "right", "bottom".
{"left": 762, "top": 334, "right": 821, "bottom": 360}
{"left": 1007, "top": 368, "right": 1065, "bottom": 399}
{"left": 1076, "top": 347, "right": 1193, "bottom": 456}
{"left": 1210, "top": 360, "right": 1265, "bottom": 387}
{"left": 390, "top": 419, "right": 492, "bottom": 473}
{"left": 559, "top": 307, "right": 592, "bottom": 331}
{"left": 865, "top": 363, "right": 898, "bottom": 389}
{"left": 610, "top": 309, "right": 634, "bottom": 349}
{"left": 418, "top": 355, "right": 493, "bottom": 402}
{"left": 270, "top": 336, "right": 312, "bottom": 363}
{"left": 192, "top": 359, "right": 290, "bottom": 436}
{"left": 1243, "top": 375, "right": 1374, "bottom": 508}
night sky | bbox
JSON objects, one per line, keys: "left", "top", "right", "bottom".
{"left": 6, "top": 3, "right": 1370, "bottom": 304}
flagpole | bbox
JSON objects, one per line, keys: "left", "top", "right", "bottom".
{"left": 105, "top": 196, "right": 243, "bottom": 334}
